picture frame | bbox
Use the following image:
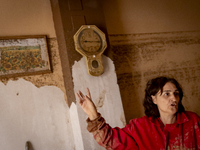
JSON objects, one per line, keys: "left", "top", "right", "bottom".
{"left": 0, "top": 35, "right": 51, "bottom": 78}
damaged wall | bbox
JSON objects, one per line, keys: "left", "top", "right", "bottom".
{"left": 1, "top": 0, "right": 200, "bottom": 149}
{"left": 0, "top": 0, "right": 126, "bottom": 149}
{"left": 109, "top": 31, "right": 200, "bottom": 122}
{"left": 103, "top": 0, "right": 200, "bottom": 123}
{"left": 0, "top": 0, "right": 75, "bottom": 149}
{"left": 72, "top": 56, "right": 126, "bottom": 150}
{"left": 0, "top": 38, "right": 67, "bottom": 102}
{"left": 0, "top": 28, "right": 75, "bottom": 149}
{"left": 0, "top": 78, "right": 74, "bottom": 150}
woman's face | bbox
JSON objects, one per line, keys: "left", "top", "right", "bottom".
{"left": 151, "top": 82, "right": 180, "bottom": 117}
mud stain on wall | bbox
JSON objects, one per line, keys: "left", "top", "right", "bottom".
{"left": 120, "top": 112, "right": 126, "bottom": 127}
{"left": 95, "top": 90, "right": 106, "bottom": 108}
{"left": 109, "top": 31, "right": 200, "bottom": 122}
{"left": 0, "top": 38, "right": 67, "bottom": 102}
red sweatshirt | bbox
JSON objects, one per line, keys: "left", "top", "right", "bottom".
{"left": 87, "top": 111, "right": 200, "bottom": 150}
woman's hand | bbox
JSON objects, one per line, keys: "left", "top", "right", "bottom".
{"left": 76, "top": 88, "right": 98, "bottom": 120}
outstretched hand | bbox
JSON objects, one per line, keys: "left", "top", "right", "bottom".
{"left": 76, "top": 88, "right": 98, "bottom": 120}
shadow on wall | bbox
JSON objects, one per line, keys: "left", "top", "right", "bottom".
{"left": 109, "top": 42, "right": 144, "bottom": 123}
{"left": 117, "top": 72, "right": 143, "bottom": 123}
{"left": 25, "top": 141, "right": 34, "bottom": 150}
{"left": 109, "top": 31, "right": 200, "bottom": 123}
{"left": 102, "top": 0, "right": 126, "bottom": 34}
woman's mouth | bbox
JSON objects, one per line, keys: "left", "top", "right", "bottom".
{"left": 171, "top": 103, "right": 176, "bottom": 106}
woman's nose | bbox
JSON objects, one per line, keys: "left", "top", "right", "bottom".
{"left": 171, "top": 93, "right": 179, "bottom": 101}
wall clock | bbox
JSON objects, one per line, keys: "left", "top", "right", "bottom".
{"left": 73, "top": 25, "right": 107, "bottom": 76}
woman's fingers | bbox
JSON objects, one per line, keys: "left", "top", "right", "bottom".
{"left": 77, "top": 89, "right": 91, "bottom": 100}
{"left": 79, "top": 91, "right": 84, "bottom": 98}
{"left": 86, "top": 88, "right": 91, "bottom": 98}
{"left": 76, "top": 88, "right": 98, "bottom": 120}
{"left": 76, "top": 93, "right": 83, "bottom": 104}
{"left": 76, "top": 91, "right": 86, "bottom": 103}
{"left": 76, "top": 88, "right": 92, "bottom": 106}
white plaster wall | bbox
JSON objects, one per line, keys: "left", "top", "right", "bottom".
{"left": 72, "top": 55, "right": 126, "bottom": 150}
{"left": 0, "top": 79, "right": 74, "bottom": 150}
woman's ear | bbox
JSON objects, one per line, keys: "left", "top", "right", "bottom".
{"left": 151, "top": 95, "right": 157, "bottom": 104}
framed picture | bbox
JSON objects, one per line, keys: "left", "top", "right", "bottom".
{"left": 0, "top": 35, "right": 51, "bottom": 78}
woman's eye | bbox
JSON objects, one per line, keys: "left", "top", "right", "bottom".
{"left": 174, "top": 92, "right": 179, "bottom": 96}
{"left": 164, "top": 93, "right": 169, "bottom": 96}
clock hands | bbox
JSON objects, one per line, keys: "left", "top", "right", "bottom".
{"left": 83, "top": 40, "right": 101, "bottom": 43}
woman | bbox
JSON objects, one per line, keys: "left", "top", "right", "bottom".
{"left": 76, "top": 76, "right": 200, "bottom": 149}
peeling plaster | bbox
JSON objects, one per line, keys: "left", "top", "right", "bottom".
{"left": 70, "top": 102, "right": 84, "bottom": 150}
{"left": 72, "top": 55, "right": 126, "bottom": 150}
{"left": 0, "top": 38, "right": 73, "bottom": 149}
{"left": 0, "top": 78, "right": 74, "bottom": 150}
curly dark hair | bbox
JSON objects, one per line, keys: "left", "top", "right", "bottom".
{"left": 143, "top": 76, "right": 185, "bottom": 117}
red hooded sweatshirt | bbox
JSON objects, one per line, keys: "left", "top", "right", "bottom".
{"left": 87, "top": 111, "right": 200, "bottom": 150}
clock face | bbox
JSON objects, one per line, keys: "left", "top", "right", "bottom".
{"left": 78, "top": 29, "right": 102, "bottom": 53}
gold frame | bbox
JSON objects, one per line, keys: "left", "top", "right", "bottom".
{"left": 0, "top": 35, "right": 51, "bottom": 78}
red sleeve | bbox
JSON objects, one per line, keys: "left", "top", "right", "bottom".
{"left": 87, "top": 114, "right": 138, "bottom": 150}
{"left": 194, "top": 113, "right": 200, "bottom": 149}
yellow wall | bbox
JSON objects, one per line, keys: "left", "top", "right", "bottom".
{"left": 103, "top": 0, "right": 200, "bottom": 34}
{"left": 0, "top": 0, "right": 55, "bottom": 37}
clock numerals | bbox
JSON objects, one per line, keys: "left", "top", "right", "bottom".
{"left": 89, "top": 47, "right": 94, "bottom": 52}
{"left": 95, "top": 45, "right": 100, "bottom": 50}
{"left": 93, "top": 33, "right": 100, "bottom": 40}
{"left": 86, "top": 46, "right": 94, "bottom": 52}
{"left": 78, "top": 29, "right": 103, "bottom": 53}
{"left": 83, "top": 44, "right": 87, "bottom": 50}
{"left": 88, "top": 32, "right": 91, "bottom": 37}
